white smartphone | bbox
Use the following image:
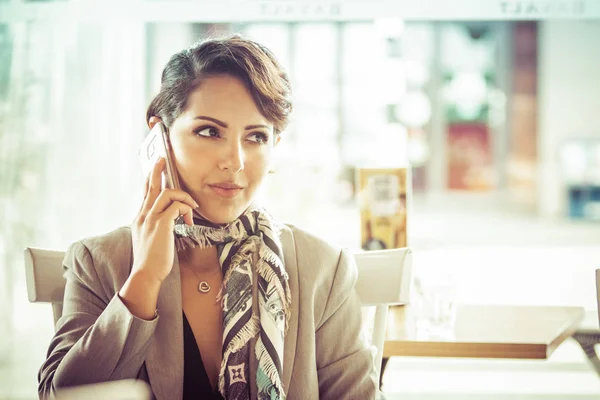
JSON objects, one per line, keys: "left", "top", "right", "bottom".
{"left": 55, "top": 379, "right": 151, "bottom": 400}
{"left": 139, "top": 122, "right": 180, "bottom": 190}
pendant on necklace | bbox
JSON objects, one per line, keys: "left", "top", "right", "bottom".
{"left": 198, "top": 281, "right": 211, "bottom": 293}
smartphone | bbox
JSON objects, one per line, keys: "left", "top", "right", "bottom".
{"left": 139, "top": 122, "right": 180, "bottom": 190}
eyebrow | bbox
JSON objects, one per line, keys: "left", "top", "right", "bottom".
{"left": 193, "top": 115, "right": 271, "bottom": 131}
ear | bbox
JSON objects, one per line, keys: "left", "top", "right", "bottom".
{"left": 148, "top": 116, "right": 162, "bottom": 129}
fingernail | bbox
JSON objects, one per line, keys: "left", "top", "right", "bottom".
{"left": 193, "top": 202, "right": 199, "bottom": 208}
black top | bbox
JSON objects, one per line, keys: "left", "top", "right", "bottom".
{"left": 182, "top": 312, "right": 224, "bottom": 400}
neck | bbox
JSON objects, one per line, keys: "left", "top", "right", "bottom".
{"left": 178, "top": 245, "right": 219, "bottom": 273}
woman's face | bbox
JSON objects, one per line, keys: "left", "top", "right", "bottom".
{"left": 158, "top": 74, "right": 279, "bottom": 224}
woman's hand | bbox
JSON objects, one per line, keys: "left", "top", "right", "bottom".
{"left": 131, "top": 157, "right": 198, "bottom": 283}
{"left": 119, "top": 158, "right": 197, "bottom": 320}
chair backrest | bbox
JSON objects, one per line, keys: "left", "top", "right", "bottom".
{"left": 353, "top": 247, "right": 413, "bottom": 306}
{"left": 24, "top": 247, "right": 67, "bottom": 325}
{"left": 24, "top": 246, "right": 414, "bottom": 382}
{"left": 353, "top": 247, "right": 413, "bottom": 380}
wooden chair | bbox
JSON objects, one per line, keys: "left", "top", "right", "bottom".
{"left": 24, "top": 246, "right": 413, "bottom": 388}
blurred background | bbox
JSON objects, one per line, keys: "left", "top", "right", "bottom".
{"left": 1, "top": 0, "right": 600, "bottom": 399}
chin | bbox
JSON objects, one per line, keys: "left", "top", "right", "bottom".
{"left": 198, "top": 204, "right": 247, "bottom": 225}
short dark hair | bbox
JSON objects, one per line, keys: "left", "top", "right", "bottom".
{"left": 146, "top": 35, "right": 292, "bottom": 135}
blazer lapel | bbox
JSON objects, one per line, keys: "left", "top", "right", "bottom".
{"left": 145, "top": 254, "right": 184, "bottom": 400}
{"left": 280, "top": 227, "right": 299, "bottom": 393}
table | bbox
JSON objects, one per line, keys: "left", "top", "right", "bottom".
{"left": 383, "top": 304, "right": 585, "bottom": 359}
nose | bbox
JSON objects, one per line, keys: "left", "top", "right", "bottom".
{"left": 218, "top": 140, "right": 245, "bottom": 173}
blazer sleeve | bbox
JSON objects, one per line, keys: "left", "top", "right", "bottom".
{"left": 315, "top": 248, "right": 378, "bottom": 399}
{"left": 38, "top": 241, "right": 159, "bottom": 399}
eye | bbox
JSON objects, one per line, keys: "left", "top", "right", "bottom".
{"left": 248, "top": 132, "right": 269, "bottom": 144}
{"left": 194, "top": 126, "right": 220, "bottom": 138}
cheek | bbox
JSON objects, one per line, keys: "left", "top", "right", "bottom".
{"left": 246, "top": 149, "right": 272, "bottom": 181}
{"left": 171, "top": 145, "right": 191, "bottom": 171}
{"left": 170, "top": 140, "right": 211, "bottom": 180}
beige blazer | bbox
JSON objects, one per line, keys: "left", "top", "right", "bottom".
{"left": 38, "top": 224, "right": 378, "bottom": 399}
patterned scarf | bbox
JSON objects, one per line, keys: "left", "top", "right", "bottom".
{"left": 174, "top": 205, "right": 290, "bottom": 400}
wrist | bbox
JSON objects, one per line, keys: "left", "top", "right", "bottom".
{"left": 130, "top": 267, "right": 164, "bottom": 289}
{"left": 119, "top": 269, "right": 162, "bottom": 321}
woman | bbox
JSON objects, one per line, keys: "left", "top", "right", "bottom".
{"left": 38, "top": 35, "right": 377, "bottom": 400}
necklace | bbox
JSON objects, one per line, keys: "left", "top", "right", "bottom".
{"left": 185, "top": 265, "right": 212, "bottom": 293}
{"left": 180, "top": 252, "right": 213, "bottom": 294}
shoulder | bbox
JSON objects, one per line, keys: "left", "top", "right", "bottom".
{"left": 281, "top": 223, "right": 343, "bottom": 265}
{"left": 78, "top": 226, "right": 133, "bottom": 267}
{"left": 281, "top": 224, "right": 351, "bottom": 281}
{"left": 64, "top": 226, "right": 133, "bottom": 296}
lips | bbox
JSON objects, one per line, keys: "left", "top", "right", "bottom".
{"left": 209, "top": 182, "right": 244, "bottom": 198}
{"left": 211, "top": 182, "right": 242, "bottom": 189}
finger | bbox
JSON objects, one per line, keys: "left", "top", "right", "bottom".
{"left": 141, "top": 158, "right": 165, "bottom": 215}
{"left": 162, "top": 201, "right": 194, "bottom": 226}
{"left": 144, "top": 172, "right": 150, "bottom": 198}
{"left": 138, "top": 173, "right": 151, "bottom": 214}
{"left": 183, "top": 207, "right": 194, "bottom": 226}
{"left": 149, "top": 188, "right": 199, "bottom": 216}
